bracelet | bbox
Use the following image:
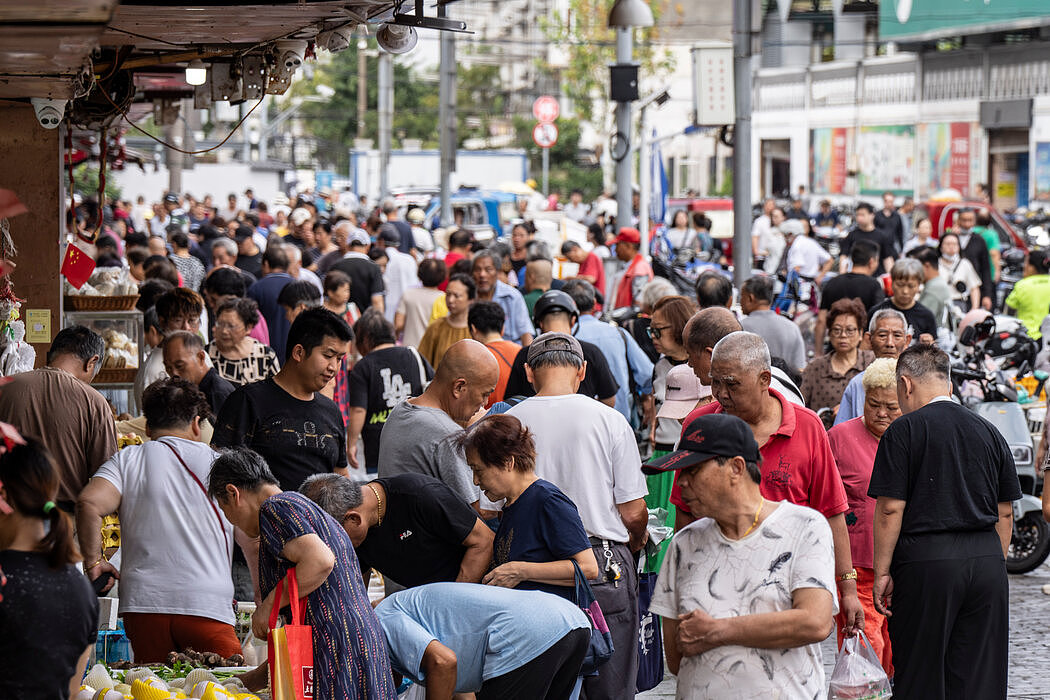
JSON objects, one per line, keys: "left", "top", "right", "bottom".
{"left": 83, "top": 555, "right": 104, "bottom": 572}
{"left": 837, "top": 569, "right": 858, "bottom": 582}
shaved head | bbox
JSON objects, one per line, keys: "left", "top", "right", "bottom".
{"left": 435, "top": 339, "right": 499, "bottom": 386}
{"left": 683, "top": 307, "right": 742, "bottom": 353}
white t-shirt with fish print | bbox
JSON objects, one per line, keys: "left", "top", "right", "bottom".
{"left": 649, "top": 501, "right": 838, "bottom": 700}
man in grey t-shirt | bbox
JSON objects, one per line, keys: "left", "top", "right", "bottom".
{"left": 377, "top": 340, "right": 499, "bottom": 514}
{"left": 739, "top": 276, "right": 806, "bottom": 371}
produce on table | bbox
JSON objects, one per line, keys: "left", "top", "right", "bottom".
{"left": 77, "top": 661, "right": 262, "bottom": 700}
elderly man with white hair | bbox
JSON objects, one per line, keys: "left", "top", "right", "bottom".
{"left": 834, "top": 309, "right": 912, "bottom": 426}
{"left": 669, "top": 331, "right": 863, "bottom": 636}
{"left": 285, "top": 243, "right": 323, "bottom": 294}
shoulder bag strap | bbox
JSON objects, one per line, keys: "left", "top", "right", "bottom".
{"left": 408, "top": 345, "right": 430, "bottom": 389}
{"left": 159, "top": 439, "right": 230, "bottom": 552}
{"left": 486, "top": 343, "right": 513, "bottom": 368}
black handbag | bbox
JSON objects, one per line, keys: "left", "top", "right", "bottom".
{"left": 572, "top": 559, "right": 615, "bottom": 676}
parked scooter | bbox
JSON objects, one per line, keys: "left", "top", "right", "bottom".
{"left": 952, "top": 316, "right": 1049, "bottom": 574}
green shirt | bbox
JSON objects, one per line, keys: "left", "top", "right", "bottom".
{"left": 1005, "top": 274, "right": 1050, "bottom": 339}
{"left": 974, "top": 226, "right": 1000, "bottom": 271}
{"left": 522, "top": 288, "right": 543, "bottom": 317}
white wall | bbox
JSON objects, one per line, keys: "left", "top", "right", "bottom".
{"left": 111, "top": 163, "right": 286, "bottom": 205}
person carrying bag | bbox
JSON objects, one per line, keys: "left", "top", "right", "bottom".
{"left": 268, "top": 567, "right": 314, "bottom": 700}
{"left": 571, "top": 559, "right": 614, "bottom": 676}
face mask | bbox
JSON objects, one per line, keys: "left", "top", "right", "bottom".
{"left": 958, "top": 227, "right": 972, "bottom": 236}
{"left": 943, "top": 253, "right": 959, "bottom": 264}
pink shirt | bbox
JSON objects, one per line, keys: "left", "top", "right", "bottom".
{"left": 249, "top": 309, "right": 270, "bottom": 346}
{"left": 827, "top": 416, "right": 880, "bottom": 569}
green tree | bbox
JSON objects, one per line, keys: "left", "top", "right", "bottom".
{"left": 73, "top": 163, "right": 122, "bottom": 202}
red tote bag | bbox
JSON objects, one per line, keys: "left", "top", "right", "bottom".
{"left": 268, "top": 567, "right": 315, "bottom": 700}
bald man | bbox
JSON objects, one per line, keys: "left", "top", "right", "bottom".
{"left": 682, "top": 307, "right": 804, "bottom": 406}
{"left": 377, "top": 340, "right": 499, "bottom": 515}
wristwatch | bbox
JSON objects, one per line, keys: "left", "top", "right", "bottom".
{"left": 837, "top": 569, "right": 858, "bottom": 582}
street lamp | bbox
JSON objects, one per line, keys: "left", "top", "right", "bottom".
{"left": 608, "top": 0, "right": 653, "bottom": 252}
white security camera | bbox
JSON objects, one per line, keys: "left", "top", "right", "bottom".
{"left": 31, "top": 98, "right": 67, "bottom": 129}
{"left": 317, "top": 26, "right": 354, "bottom": 53}
{"left": 275, "top": 40, "right": 308, "bottom": 71}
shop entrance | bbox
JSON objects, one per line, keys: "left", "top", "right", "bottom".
{"left": 988, "top": 128, "right": 1029, "bottom": 210}
{"left": 761, "top": 139, "right": 791, "bottom": 199}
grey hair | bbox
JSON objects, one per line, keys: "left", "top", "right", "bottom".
{"left": 527, "top": 349, "right": 584, "bottom": 371}
{"left": 211, "top": 237, "right": 238, "bottom": 257}
{"left": 300, "top": 473, "right": 363, "bottom": 520}
{"left": 868, "top": 308, "right": 907, "bottom": 333}
{"left": 639, "top": 278, "right": 677, "bottom": 311}
{"left": 207, "top": 448, "right": 279, "bottom": 501}
{"left": 286, "top": 245, "right": 302, "bottom": 263}
{"left": 896, "top": 343, "right": 950, "bottom": 382}
{"left": 890, "top": 257, "right": 923, "bottom": 282}
{"left": 474, "top": 248, "right": 503, "bottom": 272}
{"left": 711, "top": 331, "right": 771, "bottom": 372}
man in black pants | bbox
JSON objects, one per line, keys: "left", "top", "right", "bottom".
{"left": 869, "top": 344, "right": 1020, "bottom": 699}
{"left": 374, "top": 583, "right": 590, "bottom": 700}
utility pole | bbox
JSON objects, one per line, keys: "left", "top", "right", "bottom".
{"left": 732, "top": 0, "right": 754, "bottom": 288}
{"left": 377, "top": 51, "right": 393, "bottom": 200}
{"left": 357, "top": 38, "right": 368, "bottom": 139}
{"left": 438, "top": 4, "right": 456, "bottom": 227}
{"left": 613, "top": 27, "right": 634, "bottom": 237}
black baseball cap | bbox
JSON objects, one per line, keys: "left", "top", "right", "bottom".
{"left": 642, "top": 413, "right": 760, "bottom": 475}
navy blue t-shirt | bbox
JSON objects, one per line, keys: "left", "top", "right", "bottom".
{"left": 247, "top": 272, "right": 293, "bottom": 361}
{"left": 493, "top": 478, "right": 591, "bottom": 599}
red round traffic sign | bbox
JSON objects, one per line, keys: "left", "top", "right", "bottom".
{"left": 532, "top": 96, "right": 560, "bottom": 124}
{"left": 532, "top": 122, "right": 559, "bottom": 149}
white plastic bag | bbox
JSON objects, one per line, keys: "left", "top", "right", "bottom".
{"left": 827, "top": 631, "right": 892, "bottom": 699}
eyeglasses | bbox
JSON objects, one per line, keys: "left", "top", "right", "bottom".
{"left": 646, "top": 324, "right": 673, "bottom": 340}
{"left": 215, "top": 322, "right": 245, "bottom": 332}
{"left": 829, "top": 327, "right": 858, "bottom": 337}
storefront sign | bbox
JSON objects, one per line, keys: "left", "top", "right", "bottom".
{"left": 811, "top": 127, "right": 848, "bottom": 194}
{"left": 927, "top": 122, "right": 971, "bottom": 196}
{"left": 880, "top": 0, "right": 1050, "bottom": 42}
{"left": 25, "top": 309, "right": 50, "bottom": 344}
{"left": 858, "top": 125, "right": 915, "bottom": 196}
{"left": 1034, "top": 142, "right": 1050, "bottom": 200}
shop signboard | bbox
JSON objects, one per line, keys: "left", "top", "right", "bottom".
{"left": 811, "top": 127, "right": 848, "bottom": 194}
{"left": 1035, "top": 142, "right": 1050, "bottom": 200}
{"left": 858, "top": 125, "right": 915, "bottom": 196}
{"left": 880, "top": 0, "right": 1050, "bottom": 42}
{"left": 927, "top": 122, "right": 971, "bottom": 196}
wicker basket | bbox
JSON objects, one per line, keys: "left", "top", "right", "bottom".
{"left": 64, "top": 295, "right": 140, "bottom": 312}
{"left": 94, "top": 368, "right": 138, "bottom": 384}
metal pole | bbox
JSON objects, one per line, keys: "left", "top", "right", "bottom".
{"left": 377, "top": 52, "right": 393, "bottom": 200}
{"left": 357, "top": 39, "right": 368, "bottom": 140}
{"left": 614, "top": 27, "right": 633, "bottom": 238}
{"left": 541, "top": 147, "right": 549, "bottom": 197}
{"left": 259, "top": 98, "right": 269, "bottom": 162}
{"left": 241, "top": 101, "right": 251, "bottom": 162}
{"left": 732, "top": 0, "right": 753, "bottom": 289}
{"left": 638, "top": 105, "right": 650, "bottom": 246}
{"left": 438, "top": 6, "right": 456, "bottom": 227}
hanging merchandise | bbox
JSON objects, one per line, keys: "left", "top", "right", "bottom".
{"left": 0, "top": 189, "right": 35, "bottom": 375}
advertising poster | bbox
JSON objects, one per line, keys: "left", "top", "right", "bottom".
{"left": 811, "top": 127, "right": 848, "bottom": 194}
{"left": 859, "top": 125, "right": 915, "bottom": 195}
{"left": 1035, "top": 142, "right": 1050, "bottom": 200}
{"left": 927, "top": 122, "right": 971, "bottom": 195}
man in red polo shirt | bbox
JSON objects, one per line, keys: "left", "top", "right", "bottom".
{"left": 611, "top": 227, "right": 653, "bottom": 310}
{"left": 669, "top": 330, "right": 864, "bottom": 637}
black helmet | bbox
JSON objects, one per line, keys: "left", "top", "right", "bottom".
{"left": 533, "top": 289, "right": 579, "bottom": 327}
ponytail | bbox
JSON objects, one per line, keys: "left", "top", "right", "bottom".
{"left": 0, "top": 439, "right": 81, "bottom": 568}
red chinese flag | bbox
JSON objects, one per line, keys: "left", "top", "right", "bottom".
{"left": 61, "top": 242, "right": 95, "bottom": 289}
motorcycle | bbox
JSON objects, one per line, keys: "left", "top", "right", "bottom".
{"left": 953, "top": 316, "right": 1050, "bottom": 574}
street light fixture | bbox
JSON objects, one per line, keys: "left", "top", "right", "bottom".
{"left": 185, "top": 59, "right": 207, "bottom": 86}
{"left": 608, "top": 0, "right": 654, "bottom": 29}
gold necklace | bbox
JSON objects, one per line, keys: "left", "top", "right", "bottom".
{"left": 740, "top": 499, "right": 764, "bottom": 538}
{"left": 367, "top": 483, "right": 385, "bottom": 526}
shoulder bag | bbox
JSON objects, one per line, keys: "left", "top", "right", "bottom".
{"left": 572, "top": 559, "right": 614, "bottom": 676}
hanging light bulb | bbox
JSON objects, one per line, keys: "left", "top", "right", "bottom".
{"left": 185, "top": 59, "right": 207, "bottom": 86}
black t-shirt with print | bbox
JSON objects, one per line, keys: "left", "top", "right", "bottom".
{"left": 212, "top": 377, "right": 347, "bottom": 491}
{"left": 503, "top": 339, "right": 619, "bottom": 401}
{"left": 356, "top": 473, "right": 479, "bottom": 587}
{"left": 347, "top": 347, "right": 434, "bottom": 472}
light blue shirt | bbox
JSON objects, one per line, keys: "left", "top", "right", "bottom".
{"left": 833, "top": 372, "right": 866, "bottom": 426}
{"left": 575, "top": 314, "right": 654, "bottom": 421}
{"left": 492, "top": 280, "right": 535, "bottom": 343}
{"left": 375, "top": 583, "right": 589, "bottom": 693}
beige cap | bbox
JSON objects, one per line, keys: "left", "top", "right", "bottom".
{"left": 657, "top": 364, "right": 711, "bottom": 420}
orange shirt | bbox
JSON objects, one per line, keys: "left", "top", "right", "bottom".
{"left": 484, "top": 339, "right": 522, "bottom": 407}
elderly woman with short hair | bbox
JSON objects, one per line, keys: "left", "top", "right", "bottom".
{"left": 801, "top": 297, "right": 873, "bottom": 418}
{"left": 208, "top": 447, "right": 398, "bottom": 699}
{"left": 206, "top": 297, "right": 280, "bottom": 386}
{"left": 827, "top": 357, "right": 900, "bottom": 676}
